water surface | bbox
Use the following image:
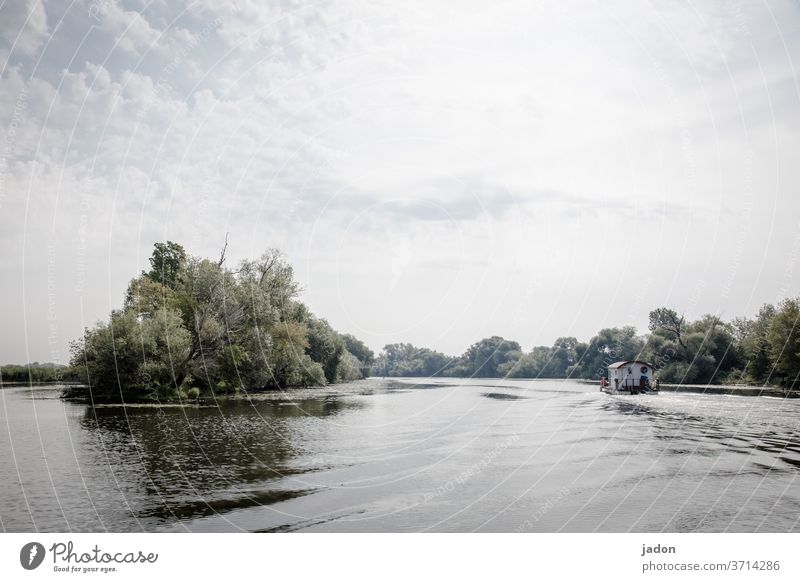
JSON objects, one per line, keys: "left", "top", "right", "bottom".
{"left": 1, "top": 378, "right": 799, "bottom": 532}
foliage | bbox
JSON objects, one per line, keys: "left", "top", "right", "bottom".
{"left": 337, "top": 350, "right": 366, "bottom": 383}
{"left": 342, "top": 333, "right": 375, "bottom": 376}
{"left": 304, "top": 317, "right": 345, "bottom": 383}
{"left": 374, "top": 300, "right": 800, "bottom": 390}
{"left": 0, "top": 362, "right": 81, "bottom": 384}
{"left": 375, "top": 343, "right": 455, "bottom": 377}
{"left": 567, "top": 327, "right": 643, "bottom": 379}
{"left": 147, "top": 241, "right": 187, "bottom": 288}
{"left": 732, "top": 304, "right": 775, "bottom": 382}
{"left": 766, "top": 299, "right": 800, "bottom": 388}
{"left": 448, "top": 336, "right": 522, "bottom": 378}
{"left": 648, "top": 307, "right": 686, "bottom": 348}
{"left": 69, "top": 241, "right": 374, "bottom": 401}
{"left": 124, "top": 274, "right": 180, "bottom": 317}
{"left": 70, "top": 307, "right": 191, "bottom": 401}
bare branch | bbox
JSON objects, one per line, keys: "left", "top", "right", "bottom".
{"left": 217, "top": 232, "right": 229, "bottom": 267}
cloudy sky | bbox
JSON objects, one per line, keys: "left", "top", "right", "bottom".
{"left": 1, "top": 0, "right": 799, "bottom": 364}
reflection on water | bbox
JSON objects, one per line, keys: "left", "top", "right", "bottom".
{"left": 1, "top": 379, "right": 799, "bottom": 532}
{"left": 79, "top": 397, "right": 360, "bottom": 527}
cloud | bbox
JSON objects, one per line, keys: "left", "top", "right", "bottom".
{"left": 2, "top": 0, "right": 800, "bottom": 361}
{"left": 92, "top": 0, "right": 162, "bottom": 55}
{"left": 0, "top": 0, "right": 49, "bottom": 57}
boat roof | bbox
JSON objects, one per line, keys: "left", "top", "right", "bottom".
{"left": 608, "top": 360, "right": 653, "bottom": 369}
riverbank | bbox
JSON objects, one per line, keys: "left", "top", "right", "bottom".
{"left": 56, "top": 378, "right": 394, "bottom": 406}
{"left": 575, "top": 378, "right": 797, "bottom": 398}
{"left": 0, "top": 381, "right": 83, "bottom": 388}
{"left": 30, "top": 377, "right": 800, "bottom": 405}
{"left": 658, "top": 383, "right": 798, "bottom": 398}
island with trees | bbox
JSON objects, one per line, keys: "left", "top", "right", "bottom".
{"left": 66, "top": 241, "right": 374, "bottom": 402}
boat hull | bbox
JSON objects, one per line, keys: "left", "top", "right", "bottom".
{"left": 601, "top": 387, "right": 658, "bottom": 395}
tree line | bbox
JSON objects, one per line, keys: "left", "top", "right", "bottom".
{"left": 373, "top": 303, "right": 800, "bottom": 390}
{"left": 69, "top": 241, "right": 374, "bottom": 402}
{"left": 0, "top": 362, "right": 81, "bottom": 384}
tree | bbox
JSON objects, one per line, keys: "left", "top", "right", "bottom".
{"left": 147, "top": 241, "right": 187, "bottom": 289}
{"left": 649, "top": 307, "right": 686, "bottom": 348}
{"left": 375, "top": 343, "right": 454, "bottom": 377}
{"left": 238, "top": 249, "right": 301, "bottom": 315}
{"left": 176, "top": 256, "right": 243, "bottom": 388}
{"left": 543, "top": 336, "right": 579, "bottom": 377}
{"left": 766, "top": 298, "right": 800, "bottom": 389}
{"left": 305, "top": 317, "right": 345, "bottom": 383}
{"left": 685, "top": 315, "right": 741, "bottom": 383}
{"left": 733, "top": 304, "right": 776, "bottom": 383}
{"left": 268, "top": 321, "right": 326, "bottom": 388}
{"left": 572, "top": 327, "right": 644, "bottom": 379}
{"left": 124, "top": 274, "right": 180, "bottom": 316}
{"left": 452, "top": 336, "right": 521, "bottom": 378}
{"left": 642, "top": 331, "right": 681, "bottom": 380}
{"left": 70, "top": 308, "right": 191, "bottom": 401}
{"left": 337, "top": 350, "right": 365, "bottom": 382}
{"left": 342, "top": 334, "right": 375, "bottom": 370}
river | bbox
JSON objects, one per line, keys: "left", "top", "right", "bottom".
{"left": 1, "top": 378, "right": 799, "bottom": 532}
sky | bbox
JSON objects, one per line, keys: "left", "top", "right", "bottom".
{"left": 1, "top": 0, "right": 799, "bottom": 364}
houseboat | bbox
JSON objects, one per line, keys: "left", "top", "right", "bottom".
{"left": 601, "top": 360, "right": 658, "bottom": 394}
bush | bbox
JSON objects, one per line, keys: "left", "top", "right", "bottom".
{"left": 70, "top": 308, "right": 191, "bottom": 401}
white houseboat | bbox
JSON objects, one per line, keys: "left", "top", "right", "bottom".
{"left": 602, "top": 360, "right": 658, "bottom": 394}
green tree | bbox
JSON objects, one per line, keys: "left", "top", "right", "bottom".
{"left": 572, "top": 326, "right": 644, "bottom": 379}
{"left": 176, "top": 256, "right": 243, "bottom": 388}
{"left": 451, "top": 336, "right": 521, "bottom": 378}
{"left": 268, "top": 322, "right": 326, "bottom": 388}
{"left": 305, "top": 317, "right": 345, "bottom": 383}
{"left": 375, "top": 343, "right": 453, "bottom": 377}
{"left": 732, "top": 304, "right": 776, "bottom": 383}
{"left": 643, "top": 312, "right": 741, "bottom": 384}
{"left": 543, "top": 336, "right": 579, "bottom": 377}
{"left": 766, "top": 298, "right": 800, "bottom": 389}
{"left": 337, "top": 350, "right": 365, "bottom": 382}
{"left": 70, "top": 308, "right": 191, "bottom": 401}
{"left": 147, "top": 241, "right": 187, "bottom": 289}
{"left": 686, "top": 315, "right": 741, "bottom": 383}
{"left": 124, "top": 274, "right": 180, "bottom": 318}
{"left": 649, "top": 307, "right": 686, "bottom": 348}
{"left": 342, "top": 334, "right": 375, "bottom": 371}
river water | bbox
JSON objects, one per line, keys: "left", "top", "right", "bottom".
{"left": 1, "top": 378, "right": 799, "bottom": 532}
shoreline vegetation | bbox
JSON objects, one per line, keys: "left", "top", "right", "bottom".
{"left": 0, "top": 362, "right": 82, "bottom": 384}
{"left": 372, "top": 307, "right": 800, "bottom": 396}
{"left": 60, "top": 241, "right": 376, "bottom": 403}
{"left": 3, "top": 241, "right": 799, "bottom": 401}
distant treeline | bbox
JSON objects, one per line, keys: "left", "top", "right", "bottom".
{"left": 68, "top": 241, "right": 374, "bottom": 402}
{"left": 0, "top": 362, "right": 81, "bottom": 384}
{"left": 373, "top": 303, "right": 800, "bottom": 390}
